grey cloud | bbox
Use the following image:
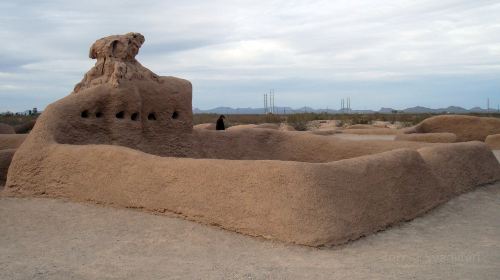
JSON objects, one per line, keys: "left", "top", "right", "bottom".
{"left": 1, "top": 0, "right": 499, "bottom": 112}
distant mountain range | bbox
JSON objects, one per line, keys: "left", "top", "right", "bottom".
{"left": 193, "top": 106, "right": 496, "bottom": 114}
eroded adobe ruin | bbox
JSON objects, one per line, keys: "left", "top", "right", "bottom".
{"left": 4, "top": 33, "right": 500, "bottom": 246}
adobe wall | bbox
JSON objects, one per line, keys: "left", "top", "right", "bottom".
{"left": 4, "top": 33, "right": 500, "bottom": 246}
{"left": 411, "top": 115, "right": 500, "bottom": 141}
{"left": 395, "top": 132, "right": 457, "bottom": 143}
{"left": 0, "top": 123, "right": 15, "bottom": 134}
{"left": 33, "top": 33, "right": 193, "bottom": 157}
{"left": 0, "top": 149, "right": 16, "bottom": 186}
{"left": 0, "top": 135, "right": 27, "bottom": 150}
{"left": 486, "top": 134, "right": 500, "bottom": 150}
{"left": 5, "top": 141, "right": 500, "bottom": 246}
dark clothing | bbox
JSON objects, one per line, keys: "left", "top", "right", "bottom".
{"left": 216, "top": 118, "right": 225, "bottom": 130}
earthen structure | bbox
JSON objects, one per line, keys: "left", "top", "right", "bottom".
{"left": 4, "top": 33, "right": 500, "bottom": 246}
{"left": 395, "top": 132, "right": 457, "bottom": 143}
{"left": 486, "top": 134, "right": 500, "bottom": 150}
{"left": 0, "top": 123, "right": 15, "bottom": 134}
{"left": 407, "top": 115, "right": 500, "bottom": 141}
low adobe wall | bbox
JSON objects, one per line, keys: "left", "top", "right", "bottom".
{"left": 5, "top": 140, "right": 499, "bottom": 246}
{"left": 0, "top": 123, "right": 15, "bottom": 134}
{"left": 14, "top": 120, "right": 36, "bottom": 134}
{"left": 395, "top": 132, "right": 457, "bottom": 143}
{"left": 0, "top": 149, "right": 16, "bottom": 185}
{"left": 486, "top": 134, "right": 500, "bottom": 150}
{"left": 411, "top": 115, "right": 500, "bottom": 141}
{"left": 0, "top": 134, "right": 27, "bottom": 150}
{"left": 341, "top": 128, "right": 399, "bottom": 135}
{"left": 0, "top": 135, "right": 28, "bottom": 186}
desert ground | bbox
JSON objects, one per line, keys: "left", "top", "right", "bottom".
{"left": 0, "top": 149, "right": 499, "bottom": 280}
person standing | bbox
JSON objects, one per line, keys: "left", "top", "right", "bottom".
{"left": 216, "top": 115, "right": 226, "bottom": 130}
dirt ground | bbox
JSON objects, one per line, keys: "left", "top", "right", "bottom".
{"left": 0, "top": 184, "right": 499, "bottom": 280}
{"left": 1, "top": 149, "right": 499, "bottom": 279}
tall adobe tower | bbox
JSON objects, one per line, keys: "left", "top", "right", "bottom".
{"left": 45, "top": 32, "right": 193, "bottom": 156}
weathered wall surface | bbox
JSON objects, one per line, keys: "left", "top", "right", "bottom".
{"left": 0, "top": 135, "right": 27, "bottom": 150}
{"left": 395, "top": 132, "right": 457, "bottom": 143}
{"left": 410, "top": 115, "right": 500, "bottom": 142}
{"left": 5, "top": 141, "right": 500, "bottom": 246}
{"left": 46, "top": 79, "right": 193, "bottom": 157}
{"left": 0, "top": 123, "right": 15, "bottom": 134}
{"left": 14, "top": 120, "right": 36, "bottom": 134}
{"left": 0, "top": 149, "right": 16, "bottom": 185}
{"left": 486, "top": 134, "right": 500, "bottom": 150}
{"left": 0, "top": 135, "right": 27, "bottom": 186}
{"left": 189, "top": 129, "right": 429, "bottom": 162}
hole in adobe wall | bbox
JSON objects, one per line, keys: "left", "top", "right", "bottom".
{"left": 131, "top": 112, "right": 139, "bottom": 121}
{"left": 172, "top": 111, "right": 179, "bottom": 119}
{"left": 111, "top": 40, "right": 118, "bottom": 56}
{"left": 148, "top": 113, "right": 157, "bottom": 120}
{"left": 81, "top": 110, "right": 89, "bottom": 118}
{"left": 95, "top": 112, "right": 103, "bottom": 118}
{"left": 116, "top": 111, "right": 125, "bottom": 119}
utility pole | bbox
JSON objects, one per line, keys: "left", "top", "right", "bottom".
{"left": 271, "top": 89, "right": 274, "bottom": 114}
{"left": 272, "top": 89, "right": 276, "bottom": 114}
{"left": 265, "top": 89, "right": 276, "bottom": 114}
{"left": 273, "top": 89, "right": 276, "bottom": 114}
{"left": 487, "top": 98, "right": 490, "bottom": 114}
{"left": 268, "top": 90, "right": 271, "bottom": 114}
{"left": 264, "top": 93, "right": 268, "bottom": 114}
{"left": 266, "top": 93, "right": 268, "bottom": 114}
{"left": 268, "top": 90, "right": 272, "bottom": 114}
{"left": 341, "top": 97, "right": 352, "bottom": 113}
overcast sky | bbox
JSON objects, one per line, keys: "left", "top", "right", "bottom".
{"left": 1, "top": 0, "right": 499, "bottom": 112}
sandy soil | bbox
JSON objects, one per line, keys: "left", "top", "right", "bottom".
{"left": 1, "top": 180, "right": 499, "bottom": 280}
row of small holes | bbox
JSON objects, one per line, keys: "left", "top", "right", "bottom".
{"left": 81, "top": 110, "right": 179, "bottom": 121}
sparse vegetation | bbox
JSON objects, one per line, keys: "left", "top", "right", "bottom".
{"left": 193, "top": 111, "right": 500, "bottom": 131}
{"left": 3, "top": 111, "right": 499, "bottom": 130}
{"left": 286, "top": 114, "right": 309, "bottom": 131}
{"left": 0, "top": 113, "right": 39, "bottom": 126}
{"left": 193, "top": 112, "right": 500, "bottom": 130}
